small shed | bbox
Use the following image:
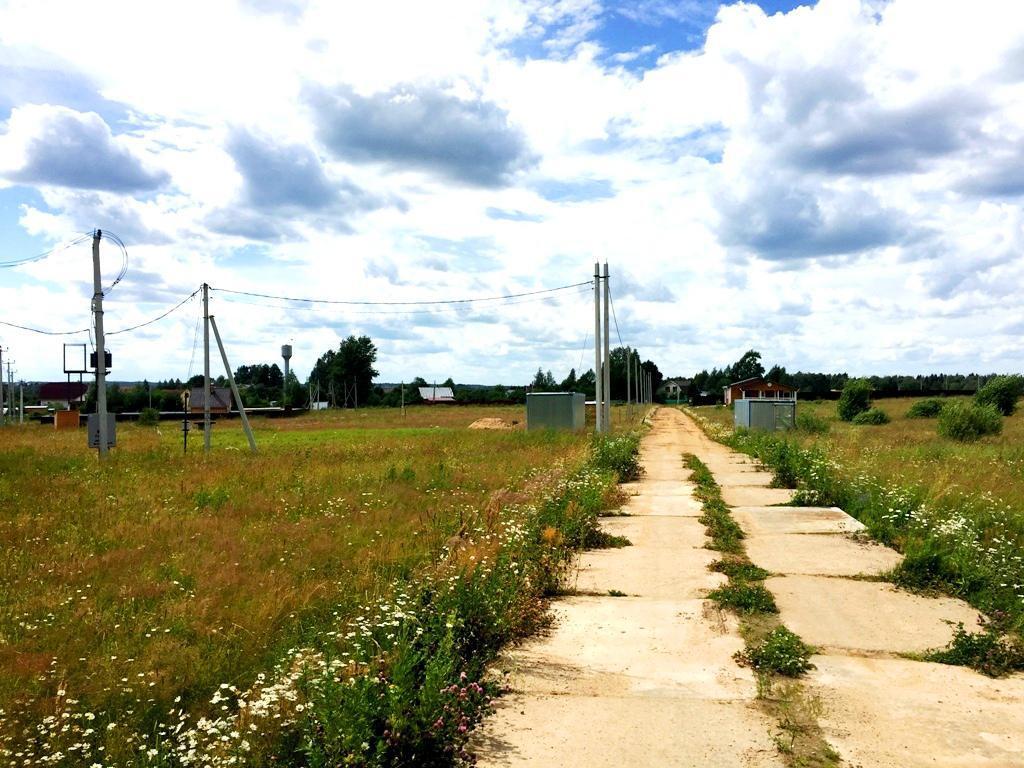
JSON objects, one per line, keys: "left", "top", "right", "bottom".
{"left": 526, "top": 392, "right": 585, "bottom": 431}
{"left": 418, "top": 386, "right": 456, "bottom": 403}
{"left": 734, "top": 399, "right": 796, "bottom": 431}
{"left": 39, "top": 382, "right": 88, "bottom": 409}
{"left": 189, "top": 386, "right": 233, "bottom": 414}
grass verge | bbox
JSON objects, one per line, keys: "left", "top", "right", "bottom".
{"left": 685, "top": 454, "right": 837, "bottom": 768}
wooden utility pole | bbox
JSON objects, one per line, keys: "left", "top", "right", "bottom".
{"left": 91, "top": 230, "right": 109, "bottom": 458}
{"left": 593, "top": 262, "right": 603, "bottom": 433}
{"left": 202, "top": 282, "right": 211, "bottom": 453}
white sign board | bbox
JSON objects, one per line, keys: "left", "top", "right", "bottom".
{"left": 87, "top": 413, "right": 117, "bottom": 448}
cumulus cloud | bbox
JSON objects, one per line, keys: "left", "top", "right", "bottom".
{"left": 0, "top": 104, "right": 167, "bottom": 192}
{"left": 308, "top": 83, "right": 534, "bottom": 186}
{"left": 207, "top": 129, "right": 389, "bottom": 240}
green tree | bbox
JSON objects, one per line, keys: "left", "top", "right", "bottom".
{"left": 530, "top": 368, "right": 558, "bottom": 390}
{"left": 731, "top": 349, "right": 764, "bottom": 382}
{"left": 309, "top": 336, "right": 379, "bottom": 408}
{"left": 974, "top": 375, "right": 1024, "bottom": 416}
{"left": 559, "top": 368, "right": 578, "bottom": 392}
{"left": 837, "top": 378, "right": 872, "bottom": 421}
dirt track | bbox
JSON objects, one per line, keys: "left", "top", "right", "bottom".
{"left": 474, "top": 408, "right": 1024, "bottom": 767}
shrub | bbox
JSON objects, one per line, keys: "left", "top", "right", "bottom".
{"left": 711, "top": 559, "right": 770, "bottom": 582}
{"left": 740, "top": 627, "right": 815, "bottom": 677}
{"left": 937, "top": 401, "right": 1002, "bottom": 442}
{"left": 906, "top": 398, "right": 945, "bottom": 419}
{"left": 708, "top": 582, "right": 778, "bottom": 614}
{"left": 836, "top": 379, "right": 872, "bottom": 421}
{"left": 924, "top": 621, "right": 1024, "bottom": 678}
{"left": 974, "top": 376, "right": 1024, "bottom": 416}
{"left": 852, "top": 407, "right": 890, "bottom": 425}
{"left": 796, "top": 410, "right": 829, "bottom": 434}
{"left": 591, "top": 434, "right": 643, "bottom": 481}
{"left": 138, "top": 407, "right": 160, "bottom": 426}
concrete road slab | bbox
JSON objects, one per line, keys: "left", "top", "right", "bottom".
{"left": 810, "top": 655, "right": 1024, "bottom": 768}
{"left": 722, "top": 486, "right": 796, "bottom": 506}
{"left": 713, "top": 471, "right": 778, "bottom": 487}
{"left": 745, "top": 533, "right": 902, "bottom": 576}
{"left": 476, "top": 695, "right": 785, "bottom": 768}
{"left": 574, "top": 546, "right": 723, "bottom": 598}
{"left": 767, "top": 575, "right": 981, "bottom": 654}
{"left": 619, "top": 493, "right": 703, "bottom": 517}
{"left": 619, "top": 480, "right": 697, "bottom": 496}
{"left": 731, "top": 506, "right": 865, "bottom": 535}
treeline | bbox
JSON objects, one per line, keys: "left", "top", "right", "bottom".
{"left": 689, "top": 349, "right": 1020, "bottom": 402}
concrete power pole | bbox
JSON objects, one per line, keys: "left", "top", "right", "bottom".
{"left": 202, "top": 282, "right": 211, "bottom": 453}
{"left": 602, "top": 262, "right": 611, "bottom": 431}
{"left": 0, "top": 345, "right": 5, "bottom": 426}
{"left": 593, "top": 262, "right": 603, "bottom": 433}
{"left": 92, "top": 230, "right": 109, "bottom": 458}
{"left": 625, "top": 345, "right": 631, "bottom": 415}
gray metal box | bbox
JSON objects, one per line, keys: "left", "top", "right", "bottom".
{"left": 526, "top": 392, "right": 586, "bottom": 431}
{"left": 87, "top": 413, "right": 117, "bottom": 448}
{"left": 734, "top": 399, "right": 795, "bottom": 431}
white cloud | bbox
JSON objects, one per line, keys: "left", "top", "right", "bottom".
{"left": 1, "top": 0, "right": 1024, "bottom": 384}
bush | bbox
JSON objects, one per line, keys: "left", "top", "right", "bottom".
{"left": 836, "top": 379, "right": 872, "bottom": 421}
{"left": 937, "top": 401, "right": 1002, "bottom": 442}
{"left": 852, "top": 408, "right": 890, "bottom": 425}
{"left": 974, "top": 376, "right": 1024, "bottom": 416}
{"left": 591, "top": 434, "right": 643, "bottom": 481}
{"left": 138, "top": 407, "right": 160, "bottom": 426}
{"left": 796, "top": 410, "right": 829, "bottom": 434}
{"left": 906, "top": 398, "right": 946, "bottom": 419}
{"left": 924, "top": 621, "right": 1024, "bottom": 678}
{"left": 740, "top": 626, "right": 815, "bottom": 677}
{"left": 711, "top": 559, "right": 770, "bottom": 582}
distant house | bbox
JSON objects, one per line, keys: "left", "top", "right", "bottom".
{"left": 418, "top": 386, "right": 455, "bottom": 403}
{"left": 663, "top": 378, "right": 691, "bottom": 401}
{"left": 723, "top": 377, "right": 797, "bottom": 406}
{"left": 189, "top": 386, "right": 233, "bottom": 414}
{"left": 39, "top": 382, "right": 89, "bottom": 410}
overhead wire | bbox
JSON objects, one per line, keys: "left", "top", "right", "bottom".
{"left": 216, "top": 285, "right": 593, "bottom": 317}
{"left": 0, "top": 232, "right": 92, "bottom": 268}
{"left": 107, "top": 288, "right": 199, "bottom": 335}
{"left": 0, "top": 319, "right": 90, "bottom": 336}
{"left": 210, "top": 280, "right": 593, "bottom": 307}
{"left": 607, "top": 280, "right": 624, "bottom": 346}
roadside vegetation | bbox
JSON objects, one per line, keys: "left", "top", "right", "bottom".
{"left": 0, "top": 405, "right": 642, "bottom": 766}
{"left": 685, "top": 454, "right": 835, "bottom": 767}
{"left": 688, "top": 397, "right": 1024, "bottom": 662}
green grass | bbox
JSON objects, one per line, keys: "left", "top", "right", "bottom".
{"left": 0, "top": 404, "right": 642, "bottom": 765}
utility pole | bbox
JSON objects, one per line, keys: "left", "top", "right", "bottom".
{"left": 401, "top": 381, "right": 405, "bottom": 416}
{"left": 0, "top": 346, "right": 5, "bottom": 427}
{"left": 209, "top": 316, "right": 257, "bottom": 454}
{"left": 602, "top": 262, "right": 611, "bottom": 431}
{"left": 202, "top": 282, "right": 211, "bottom": 453}
{"left": 593, "top": 262, "right": 603, "bottom": 434}
{"left": 92, "top": 230, "right": 109, "bottom": 458}
{"left": 625, "top": 345, "right": 631, "bottom": 416}
{"left": 19, "top": 380, "right": 24, "bottom": 424}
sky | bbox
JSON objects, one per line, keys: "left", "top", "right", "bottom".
{"left": 1, "top": 0, "right": 1023, "bottom": 385}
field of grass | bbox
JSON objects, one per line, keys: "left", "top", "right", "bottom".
{"left": 0, "top": 404, "right": 642, "bottom": 765}
{"left": 688, "top": 398, "right": 1024, "bottom": 636}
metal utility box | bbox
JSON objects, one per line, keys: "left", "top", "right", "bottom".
{"left": 734, "top": 399, "right": 795, "bottom": 431}
{"left": 526, "top": 392, "right": 586, "bottom": 431}
{"left": 87, "top": 413, "right": 117, "bottom": 448}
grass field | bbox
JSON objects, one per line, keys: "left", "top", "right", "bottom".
{"left": 0, "top": 404, "right": 642, "bottom": 765}
{"left": 688, "top": 398, "right": 1024, "bottom": 636}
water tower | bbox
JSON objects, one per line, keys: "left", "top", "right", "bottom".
{"left": 281, "top": 344, "right": 292, "bottom": 408}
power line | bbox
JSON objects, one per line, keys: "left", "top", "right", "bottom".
{"left": 0, "top": 233, "right": 92, "bottom": 268}
{"left": 0, "top": 319, "right": 89, "bottom": 336}
{"left": 216, "top": 286, "right": 593, "bottom": 317}
{"left": 608, "top": 282, "right": 624, "bottom": 346}
{"left": 210, "top": 280, "right": 593, "bottom": 307}
{"left": 107, "top": 289, "right": 199, "bottom": 335}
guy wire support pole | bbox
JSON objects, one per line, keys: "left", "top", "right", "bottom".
{"left": 602, "top": 262, "right": 611, "bottom": 431}
{"left": 92, "top": 230, "right": 109, "bottom": 458}
{"left": 202, "top": 283, "right": 211, "bottom": 453}
{"left": 209, "top": 315, "right": 258, "bottom": 454}
{"left": 593, "top": 262, "right": 603, "bottom": 434}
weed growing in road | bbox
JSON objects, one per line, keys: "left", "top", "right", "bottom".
{"left": 686, "top": 455, "right": 745, "bottom": 554}
{"left": 711, "top": 558, "right": 770, "bottom": 581}
{"left": 591, "top": 433, "right": 643, "bottom": 481}
{"left": 740, "top": 627, "right": 815, "bottom": 677}
{"left": 923, "top": 617, "right": 1024, "bottom": 678}
{"left": 708, "top": 582, "right": 778, "bottom": 614}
